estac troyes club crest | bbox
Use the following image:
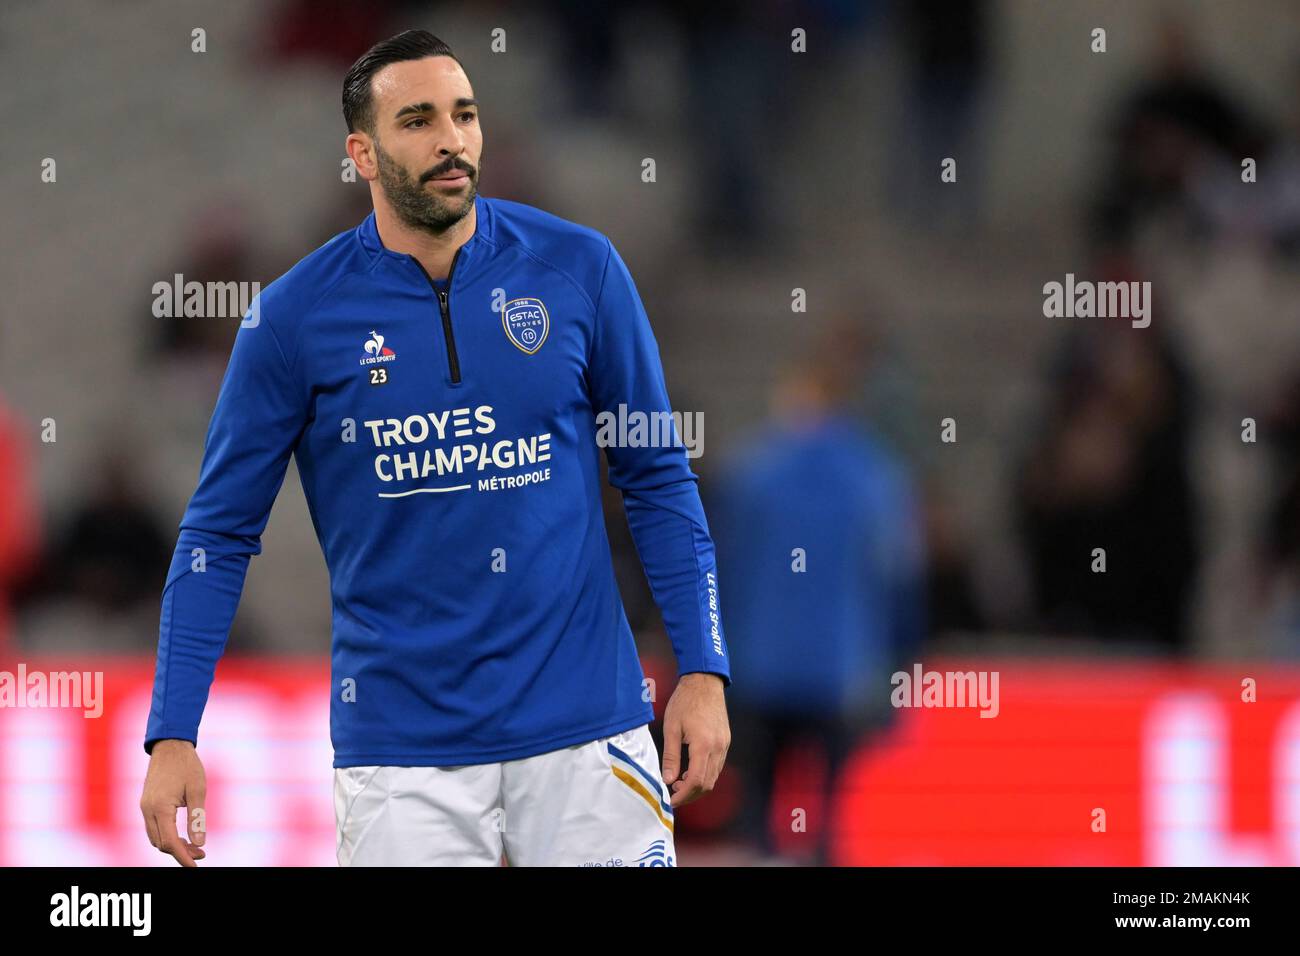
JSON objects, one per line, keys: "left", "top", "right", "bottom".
{"left": 502, "top": 297, "right": 549, "bottom": 354}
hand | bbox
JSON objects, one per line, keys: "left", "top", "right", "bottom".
{"left": 661, "top": 672, "right": 730, "bottom": 808}
{"left": 140, "top": 739, "right": 207, "bottom": 866}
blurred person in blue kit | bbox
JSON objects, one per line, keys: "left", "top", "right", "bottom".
{"left": 710, "top": 322, "right": 926, "bottom": 865}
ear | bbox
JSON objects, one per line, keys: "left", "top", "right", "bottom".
{"left": 345, "top": 131, "right": 379, "bottom": 182}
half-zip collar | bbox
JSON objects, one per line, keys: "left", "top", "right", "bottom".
{"left": 357, "top": 196, "right": 494, "bottom": 387}
{"left": 357, "top": 194, "right": 493, "bottom": 286}
{"left": 412, "top": 251, "right": 462, "bottom": 385}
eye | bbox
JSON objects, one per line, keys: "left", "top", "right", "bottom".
{"left": 458, "top": 111, "right": 476, "bottom": 122}
{"left": 405, "top": 117, "right": 427, "bottom": 129}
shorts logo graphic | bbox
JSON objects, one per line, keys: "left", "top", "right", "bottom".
{"left": 360, "top": 331, "right": 396, "bottom": 365}
{"left": 634, "top": 839, "right": 675, "bottom": 867}
{"left": 502, "top": 297, "right": 549, "bottom": 354}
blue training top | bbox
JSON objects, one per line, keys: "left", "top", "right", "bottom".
{"left": 144, "top": 195, "right": 731, "bottom": 767}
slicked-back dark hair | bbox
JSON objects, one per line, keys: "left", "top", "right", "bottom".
{"left": 342, "top": 29, "right": 461, "bottom": 134}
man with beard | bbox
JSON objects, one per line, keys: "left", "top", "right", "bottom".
{"left": 139, "top": 30, "right": 731, "bottom": 867}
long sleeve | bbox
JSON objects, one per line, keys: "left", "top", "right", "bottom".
{"left": 588, "top": 239, "right": 731, "bottom": 685}
{"left": 144, "top": 298, "right": 307, "bottom": 753}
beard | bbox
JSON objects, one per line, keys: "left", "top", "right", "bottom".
{"left": 374, "top": 140, "right": 479, "bottom": 234}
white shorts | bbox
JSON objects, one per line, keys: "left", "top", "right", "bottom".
{"left": 333, "top": 723, "right": 676, "bottom": 866}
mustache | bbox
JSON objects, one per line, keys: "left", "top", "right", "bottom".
{"left": 420, "top": 160, "right": 475, "bottom": 184}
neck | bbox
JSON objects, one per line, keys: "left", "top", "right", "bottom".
{"left": 371, "top": 193, "right": 478, "bottom": 280}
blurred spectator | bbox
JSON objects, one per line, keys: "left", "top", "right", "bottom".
{"left": 891, "top": 0, "right": 992, "bottom": 233}
{"left": 667, "top": 0, "right": 792, "bottom": 248}
{"left": 1255, "top": 364, "right": 1300, "bottom": 655}
{"left": 21, "top": 431, "right": 273, "bottom": 654}
{"left": 261, "top": 0, "right": 398, "bottom": 69}
{"left": 0, "top": 397, "right": 42, "bottom": 661}
{"left": 1088, "top": 13, "right": 1271, "bottom": 250}
{"left": 550, "top": 0, "right": 623, "bottom": 120}
{"left": 843, "top": 305, "right": 933, "bottom": 474}
{"left": 1189, "top": 55, "right": 1300, "bottom": 257}
{"left": 711, "top": 325, "right": 925, "bottom": 864}
{"left": 923, "top": 481, "right": 986, "bottom": 635}
{"left": 1015, "top": 263, "right": 1200, "bottom": 652}
{"left": 44, "top": 444, "right": 171, "bottom": 618}
{"left": 144, "top": 201, "right": 265, "bottom": 369}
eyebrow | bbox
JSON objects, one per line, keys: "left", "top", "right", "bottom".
{"left": 393, "top": 97, "right": 478, "bottom": 121}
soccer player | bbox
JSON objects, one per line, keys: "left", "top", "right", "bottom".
{"left": 139, "top": 30, "right": 731, "bottom": 867}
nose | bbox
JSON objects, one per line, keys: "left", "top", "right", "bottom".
{"left": 432, "top": 112, "right": 466, "bottom": 156}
